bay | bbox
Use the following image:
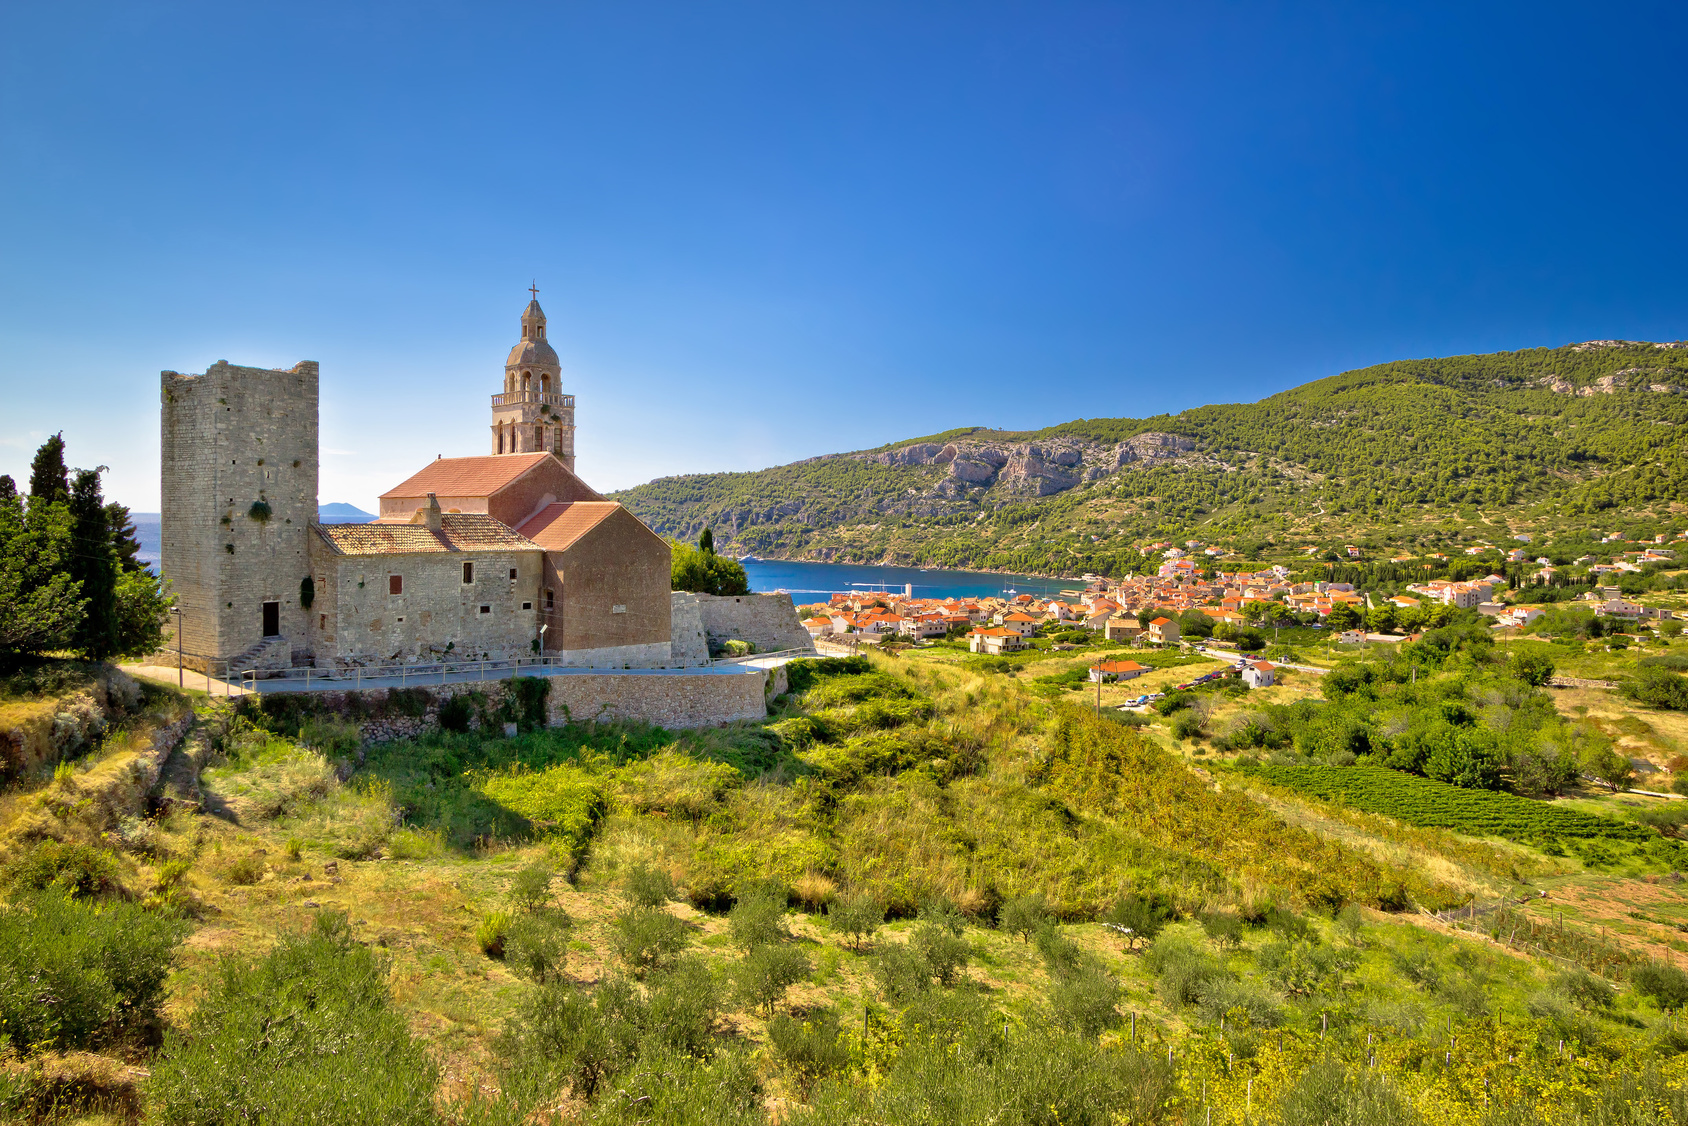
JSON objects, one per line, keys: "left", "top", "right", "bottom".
{"left": 741, "top": 557, "right": 1088, "bottom": 604}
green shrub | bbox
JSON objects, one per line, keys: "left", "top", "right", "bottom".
{"left": 811, "top": 1020, "right": 1176, "bottom": 1124}
{"left": 1557, "top": 968, "right": 1616, "bottom": 1012}
{"left": 623, "top": 861, "right": 676, "bottom": 908}
{"left": 1172, "top": 710, "right": 1204, "bottom": 740}
{"left": 873, "top": 943, "right": 932, "bottom": 1005}
{"left": 508, "top": 862, "right": 555, "bottom": 912}
{"left": 1105, "top": 894, "right": 1170, "bottom": 951}
{"left": 1632, "top": 961, "right": 1688, "bottom": 1008}
{"left": 642, "top": 958, "right": 721, "bottom": 1056}
{"left": 476, "top": 910, "right": 511, "bottom": 958}
{"left": 1624, "top": 666, "right": 1688, "bottom": 711}
{"left": 225, "top": 850, "right": 265, "bottom": 886}
{"left": 1201, "top": 911, "right": 1246, "bottom": 951}
{"left": 505, "top": 676, "right": 550, "bottom": 731}
{"left": 588, "top": 1046, "right": 763, "bottom": 1126}
{"left": 0, "top": 891, "right": 185, "bottom": 1051}
{"left": 147, "top": 912, "right": 438, "bottom": 1124}
{"left": 728, "top": 887, "right": 790, "bottom": 951}
{"left": 1194, "top": 977, "right": 1284, "bottom": 1028}
{"left": 769, "top": 1008, "right": 850, "bottom": 1095}
{"left": 1146, "top": 936, "right": 1232, "bottom": 1008}
{"left": 437, "top": 693, "right": 474, "bottom": 733}
{"left": 612, "top": 906, "right": 691, "bottom": 977}
{"left": 782, "top": 654, "right": 871, "bottom": 694}
{"left": 734, "top": 944, "right": 811, "bottom": 1012}
{"left": 385, "top": 828, "right": 443, "bottom": 860}
{"left": 384, "top": 686, "right": 432, "bottom": 718}
{"left": 1000, "top": 893, "right": 1048, "bottom": 942}
{"left": 1034, "top": 923, "right": 1086, "bottom": 979}
{"left": 1050, "top": 965, "right": 1121, "bottom": 1037}
{"left": 505, "top": 908, "right": 573, "bottom": 984}
{"left": 911, "top": 904, "right": 970, "bottom": 986}
{"left": 1279, "top": 1057, "right": 1422, "bottom": 1126}
{"left": 497, "top": 978, "right": 644, "bottom": 1106}
{"left": 826, "top": 893, "right": 884, "bottom": 949}
{"left": 5, "top": 839, "right": 122, "bottom": 898}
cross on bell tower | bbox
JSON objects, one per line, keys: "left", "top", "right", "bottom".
{"left": 490, "top": 288, "right": 576, "bottom": 471}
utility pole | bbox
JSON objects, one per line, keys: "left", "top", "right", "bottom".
{"left": 172, "top": 606, "right": 183, "bottom": 688}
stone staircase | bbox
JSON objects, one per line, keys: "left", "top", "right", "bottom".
{"left": 225, "top": 635, "right": 293, "bottom": 676}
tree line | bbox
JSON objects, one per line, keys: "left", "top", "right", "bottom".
{"left": 0, "top": 433, "right": 171, "bottom": 666}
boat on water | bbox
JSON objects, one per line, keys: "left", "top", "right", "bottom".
{"left": 738, "top": 554, "right": 763, "bottom": 563}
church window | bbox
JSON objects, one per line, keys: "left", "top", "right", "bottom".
{"left": 535, "top": 426, "right": 542, "bottom": 449}
{"left": 480, "top": 604, "right": 491, "bottom": 614}
{"left": 545, "top": 589, "right": 554, "bottom": 610}
{"left": 463, "top": 561, "right": 474, "bottom": 584}
{"left": 389, "top": 575, "right": 402, "bottom": 595}
{"left": 522, "top": 601, "right": 532, "bottom": 610}
{"left": 498, "top": 425, "right": 504, "bottom": 454}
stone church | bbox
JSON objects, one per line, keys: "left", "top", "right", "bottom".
{"left": 158, "top": 295, "right": 673, "bottom": 674}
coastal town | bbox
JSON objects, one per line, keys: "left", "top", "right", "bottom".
{"left": 795, "top": 532, "right": 1687, "bottom": 656}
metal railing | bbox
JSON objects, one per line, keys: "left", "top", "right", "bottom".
{"left": 491, "top": 392, "right": 574, "bottom": 408}
{"left": 235, "top": 647, "right": 823, "bottom": 694}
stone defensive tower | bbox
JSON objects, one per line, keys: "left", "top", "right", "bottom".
{"left": 490, "top": 289, "right": 576, "bottom": 471}
{"left": 160, "top": 360, "right": 319, "bottom": 674}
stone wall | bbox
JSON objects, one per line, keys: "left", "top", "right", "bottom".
{"left": 544, "top": 670, "right": 767, "bottom": 728}
{"left": 682, "top": 592, "right": 815, "bottom": 655}
{"left": 0, "top": 666, "right": 143, "bottom": 783}
{"left": 670, "top": 593, "right": 709, "bottom": 664}
{"left": 161, "top": 360, "right": 318, "bottom": 671}
{"left": 308, "top": 540, "right": 543, "bottom": 665}
{"left": 254, "top": 666, "right": 775, "bottom": 741}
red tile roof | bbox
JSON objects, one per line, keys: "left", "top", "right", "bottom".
{"left": 1149, "top": 616, "right": 1173, "bottom": 625}
{"left": 379, "top": 453, "right": 557, "bottom": 500}
{"left": 1093, "top": 660, "right": 1145, "bottom": 673}
{"left": 515, "top": 502, "right": 623, "bottom": 551}
{"left": 316, "top": 514, "right": 537, "bottom": 556}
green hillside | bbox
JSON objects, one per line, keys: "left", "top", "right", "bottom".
{"left": 613, "top": 341, "right": 1688, "bottom": 574}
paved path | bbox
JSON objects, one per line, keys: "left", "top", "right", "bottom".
{"left": 122, "top": 664, "right": 252, "bottom": 697}
{"left": 127, "top": 652, "right": 825, "bottom": 696}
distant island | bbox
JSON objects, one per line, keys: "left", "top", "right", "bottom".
{"left": 317, "top": 502, "right": 376, "bottom": 523}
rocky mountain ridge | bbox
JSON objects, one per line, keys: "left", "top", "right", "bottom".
{"left": 855, "top": 431, "right": 1203, "bottom": 499}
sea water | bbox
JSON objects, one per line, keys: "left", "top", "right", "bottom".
{"left": 742, "top": 558, "right": 1085, "bottom": 604}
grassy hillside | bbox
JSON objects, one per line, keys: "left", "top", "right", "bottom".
{"left": 612, "top": 341, "right": 1688, "bottom": 573}
{"left": 12, "top": 633, "right": 1688, "bottom": 1122}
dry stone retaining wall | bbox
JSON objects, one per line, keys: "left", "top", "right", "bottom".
{"left": 683, "top": 592, "right": 814, "bottom": 656}
{"left": 255, "top": 666, "right": 779, "bottom": 743}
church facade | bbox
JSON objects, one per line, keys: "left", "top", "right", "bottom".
{"left": 158, "top": 295, "right": 672, "bottom": 673}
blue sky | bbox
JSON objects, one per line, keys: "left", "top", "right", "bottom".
{"left": 2, "top": 2, "right": 1685, "bottom": 512}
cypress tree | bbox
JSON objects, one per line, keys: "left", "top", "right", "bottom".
{"left": 698, "top": 527, "right": 715, "bottom": 555}
{"left": 28, "top": 433, "right": 68, "bottom": 506}
{"left": 105, "top": 502, "right": 144, "bottom": 573}
{"left": 68, "top": 468, "right": 119, "bottom": 659}
{"left": 0, "top": 475, "right": 14, "bottom": 503}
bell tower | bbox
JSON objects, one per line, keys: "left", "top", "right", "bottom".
{"left": 490, "top": 285, "right": 576, "bottom": 471}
